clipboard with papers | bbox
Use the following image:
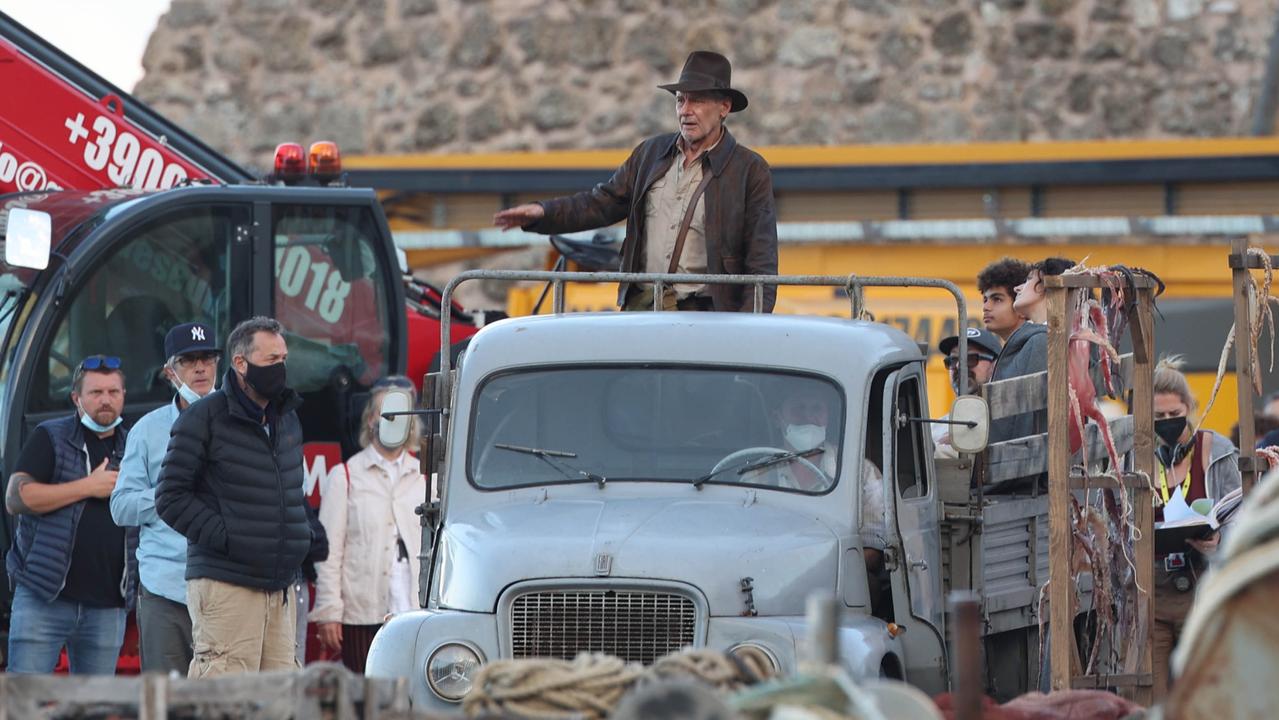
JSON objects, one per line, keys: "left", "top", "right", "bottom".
{"left": 1154, "top": 486, "right": 1244, "bottom": 555}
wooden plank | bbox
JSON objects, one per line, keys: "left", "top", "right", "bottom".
{"left": 1232, "top": 236, "right": 1259, "bottom": 496}
{"left": 1071, "top": 673, "right": 1154, "bottom": 690}
{"left": 1129, "top": 298, "right": 1150, "bottom": 365}
{"left": 1044, "top": 274, "right": 1160, "bottom": 290}
{"left": 985, "top": 353, "right": 1134, "bottom": 421}
{"left": 1130, "top": 287, "right": 1157, "bottom": 708}
{"left": 981, "top": 495, "right": 1048, "bottom": 525}
{"left": 1067, "top": 471, "right": 1148, "bottom": 491}
{"left": 984, "top": 370, "right": 1047, "bottom": 419}
{"left": 0, "top": 667, "right": 413, "bottom": 719}
{"left": 140, "top": 674, "right": 167, "bottom": 720}
{"left": 984, "top": 587, "right": 1038, "bottom": 613}
{"left": 1227, "top": 252, "right": 1279, "bottom": 270}
{"left": 1047, "top": 284, "right": 1075, "bottom": 691}
{"left": 985, "top": 416, "right": 1134, "bottom": 486}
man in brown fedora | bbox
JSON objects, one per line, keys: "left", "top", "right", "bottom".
{"left": 494, "top": 50, "right": 778, "bottom": 312}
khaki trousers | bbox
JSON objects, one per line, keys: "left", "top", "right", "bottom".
{"left": 622, "top": 286, "right": 715, "bottom": 312}
{"left": 622, "top": 285, "right": 678, "bottom": 312}
{"left": 187, "top": 577, "right": 300, "bottom": 678}
{"left": 1151, "top": 582, "right": 1197, "bottom": 701}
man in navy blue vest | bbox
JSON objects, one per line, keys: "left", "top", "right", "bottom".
{"left": 5, "top": 355, "right": 130, "bottom": 674}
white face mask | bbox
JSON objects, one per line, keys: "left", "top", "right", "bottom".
{"left": 176, "top": 382, "right": 209, "bottom": 405}
{"left": 78, "top": 402, "right": 122, "bottom": 433}
{"left": 784, "top": 424, "right": 826, "bottom": 452}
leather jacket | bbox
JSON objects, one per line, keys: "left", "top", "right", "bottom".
{"left": 526, "top": 128, "right": 778, "bottom": 312}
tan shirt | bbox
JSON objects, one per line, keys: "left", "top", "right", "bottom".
{"left": 643, "top": 133, "right": 723, "bottom": 298}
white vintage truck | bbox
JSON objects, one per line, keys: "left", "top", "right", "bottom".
{"left": 365, "top": 271, "right": 1119, "bottom": 711}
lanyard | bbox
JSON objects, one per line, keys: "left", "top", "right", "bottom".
{"left": 1158, "top": 446, "right": 1194, "bottom": 505}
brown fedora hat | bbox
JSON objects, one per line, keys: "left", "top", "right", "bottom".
{"left": 658, "top": 50, "right": 749, "bottom": 112}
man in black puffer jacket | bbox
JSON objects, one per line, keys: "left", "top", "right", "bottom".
{"left": 156, "top": 316, "right": 311, "bottom": 677}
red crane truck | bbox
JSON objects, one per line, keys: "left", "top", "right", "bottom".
{"left": 0, "top": 10, "right": 478, "bottom": 668}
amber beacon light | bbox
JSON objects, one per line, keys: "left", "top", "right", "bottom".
{"left": 309, "top": 141, "right": 342, "bottom": 181}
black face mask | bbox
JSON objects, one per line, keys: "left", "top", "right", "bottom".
{"left": 242, "top": 360, "right": 287, "bottom": 401}
{"left": 1154, "top": 416, "right": 1188, "bottom": 448}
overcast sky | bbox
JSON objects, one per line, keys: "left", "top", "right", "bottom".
{"left": 4, "top": 0, "right": 170, "bottom": 91}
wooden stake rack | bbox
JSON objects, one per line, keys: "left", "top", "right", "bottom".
{"left": 1043, "top": 274, "right": 1156, "bottom": 706}
{"left": 1226, "top": 236, "right": 1275, "bottom": 495}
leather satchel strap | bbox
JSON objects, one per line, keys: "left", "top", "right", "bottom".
{"left": 667, "top": 164, "right": 715, "bottom": 275}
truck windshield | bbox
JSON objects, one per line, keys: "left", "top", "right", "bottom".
{"left": 469, "top": 367, "right": 844, "bottom": 493}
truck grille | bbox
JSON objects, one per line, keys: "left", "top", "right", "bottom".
{"left": 509, "top": 589, "right": 697, "bottom": 664}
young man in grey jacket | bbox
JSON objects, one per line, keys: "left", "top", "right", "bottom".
{"left": 978, "top": 258, "right": 1048, "bottom": 444}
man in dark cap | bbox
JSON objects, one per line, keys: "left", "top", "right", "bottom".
{"left": 111, "top": 322, "right": 220, "bottom": 674}
{"left": 934, "top": 327, "right": 1002, "bottom": 455}
{"left": 494, "top": 50, "right": 778, "bottom": 312}
{"left": 939, "top": 326, "right": 1002, "bottom": 399}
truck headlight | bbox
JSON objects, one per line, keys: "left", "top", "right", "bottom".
{"left": 425, "top": 642, "right": 484, "bottom": 702}
{"left": 727, "top": 642, "right": 780, "bottom": 679}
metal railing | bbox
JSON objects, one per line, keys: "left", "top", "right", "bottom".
{"left": 438, "top": 269, "right": 973, "bottom": 400}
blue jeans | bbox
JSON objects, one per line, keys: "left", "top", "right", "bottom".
{"left": 7, "top": 583, "right": 126, "bottom": 674}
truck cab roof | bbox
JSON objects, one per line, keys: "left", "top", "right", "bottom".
{"left": 1, "top": 184, "right": 383, "bottom": 283}
{"left": 461, "top": 311, "right": 924, "bottom": 378}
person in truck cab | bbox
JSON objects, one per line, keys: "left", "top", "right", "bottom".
{"left": 4, "top": 355, "right": 134, "bottom": 674}
{"left": 761, "top": 385, "right": 888, "bottom": 599}
{"left": 111, "top": 322, "right": 220, "bottom": 674}
{"left": 156, "top": 317, "right": 312, "bottom": 677}
{"left": 493, "top": 50, "right": 778, "bottom": 313}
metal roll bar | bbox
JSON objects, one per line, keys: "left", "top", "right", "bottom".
{"left": 437, "top": 270, "right": 972, "bottom": 407}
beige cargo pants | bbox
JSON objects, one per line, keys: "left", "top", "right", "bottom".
{"left": 187, "top": 578, "right": 301, "bottom": 677}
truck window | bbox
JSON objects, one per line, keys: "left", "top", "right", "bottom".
{"left": 272, "top": 205, "right": 391, "bottom": 391}
{"left": 893, "top": 377, "right": 930, "bottom": 500}
{"left": 0, "top": 287, "right": 28, "bottom": 427}
{"left": 468, "top": 366, "right": 844, "bottom": 493}
{"left": 35, "top": 205, "right": 245, "bottom": 410}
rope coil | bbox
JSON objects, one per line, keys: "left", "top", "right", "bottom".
{"left": 462, "top": 649, "right": 774, "bottom": 719}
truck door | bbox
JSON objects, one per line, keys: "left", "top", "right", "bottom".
{"left": 268, "top": 201, "right": 403, "bottom": 488}
{"left": 881, "top": 366, "right": 947, "bottom": 694}
{"left": 20, "top": 202, "right": 252, "bottom": 433}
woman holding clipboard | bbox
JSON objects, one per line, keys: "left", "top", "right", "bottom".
{"left": 1150, "top": 356, "right": 1241, "bottom": 700}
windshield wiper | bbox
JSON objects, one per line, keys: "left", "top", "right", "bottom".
{"left": 494, "top": 443, "right": 577, "bottom": 458}
{"left": 691, "top": 447, "right": 825, "bottom": 490}
{"left": 494, "top": 443, "right": 607, "bottom": 488}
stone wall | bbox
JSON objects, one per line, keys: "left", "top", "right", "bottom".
{"left": 136, "top": 0, "right": 1275, "bottom": 170}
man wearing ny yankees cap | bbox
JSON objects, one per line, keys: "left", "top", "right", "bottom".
{"left": 111, "top": 321, "right": 221, "bottom": 674}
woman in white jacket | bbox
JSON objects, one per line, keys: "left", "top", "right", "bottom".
{"left": 311, "top": 377, "right": 424, "bottom": 672}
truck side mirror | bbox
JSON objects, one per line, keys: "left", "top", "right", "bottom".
{"left": 378, "top": 389, "right": 414, "bottom": 449}
{"left": 4, "top": 208, "right": 52, "bottom": 270}
{"left": 948, "top": 396, "right": 990, "bottom": 454}
{"left": 422, "top": 371, "right": 447, "bottom": 477}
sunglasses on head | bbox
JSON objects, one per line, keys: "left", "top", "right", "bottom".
{"left": 80, "top": 355, "right": 121, "bottom": 371}
{"left": 943, "top": 352, "right": 995, "bottom": 370}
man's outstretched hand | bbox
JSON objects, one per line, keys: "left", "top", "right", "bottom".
{"left": 493, "top": 203, "right": 545, "bottom": 230}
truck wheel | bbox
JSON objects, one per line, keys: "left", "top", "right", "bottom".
{"left": 879, "top": 654, "right": 904, "bottom": 680}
